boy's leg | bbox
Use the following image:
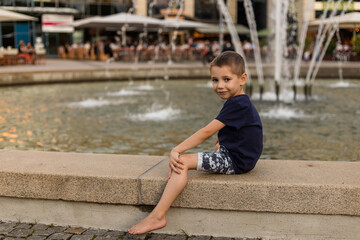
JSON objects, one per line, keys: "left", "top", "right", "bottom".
{"left": 128, "top": 154, "right": 198, "bottom": 235}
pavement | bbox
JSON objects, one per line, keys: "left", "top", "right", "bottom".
{"left": 0, "top": 58, "right": 359, "bottom": 74}
{"left": 0, "top": 221, "right": 254, "bottom": 240}
{"left": 0, "top": 59, "right": 205, "bottom": 73}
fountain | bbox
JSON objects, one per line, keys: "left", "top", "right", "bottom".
{"left": 303, "top": 0, "right": 352, "bottom": 100}
{"left": 309, "top": 0, "right": 354, "bottom": 91}
{"left": 0, "top": 1, "right": 358, "bottom": 163}
{"left": 0, "top": 79, "right": 358, "bottom": 161}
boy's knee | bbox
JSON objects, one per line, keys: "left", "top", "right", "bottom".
{"left": 179, "top": 154, "right": 198, "bottom": 170}
{"left": 179, "top": 155, "right": 189, "bottom": 169}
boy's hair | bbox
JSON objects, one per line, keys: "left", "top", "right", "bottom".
{"left": 210, "top": 51, "right": 245, "bottom": 76}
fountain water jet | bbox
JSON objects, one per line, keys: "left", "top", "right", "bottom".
{"left": 217, "top": 0, "right": 253, "bottom": 95}
{"left": 243, "top": 0, "right": 265, "bottom": 100}
{"left": 307, "top": 0, "right": 353, "bottom": 98}
{"left": 304, "top": 0, "right": 342, "bottom": 100}
{"left": 292, "top": 0, "right": 314, "bottom": 101}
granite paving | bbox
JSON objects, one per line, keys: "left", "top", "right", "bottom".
{"left": 0, "top": 221, "right": 257, "bottom": 240}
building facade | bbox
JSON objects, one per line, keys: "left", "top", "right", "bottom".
{"left": 1, "top": 0, "right": 269, "bottom": 52}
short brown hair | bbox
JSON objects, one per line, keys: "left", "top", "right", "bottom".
{"left": 209, "top": 51, "right": 245, "bottom": 76}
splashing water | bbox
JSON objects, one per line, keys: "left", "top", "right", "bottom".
{"left": 252, "top": 91, "right": 313, "bottom": 103}
{"left": 329, "top": 81, "right": 358, "bottom": 88}
{"left": 131, "top": 84, "right": 156, "bottom": 91}
{"left": 128, "top": 106, "right": 181, "bottom": 121}
{"left": 107, "top": 89, "right": 142, "bottom": 96}
{"left": 261, "top": 106, "right": 312, "bottom": 120}
{"left": 68, "top": 98, "right": 131, "bottom": 108}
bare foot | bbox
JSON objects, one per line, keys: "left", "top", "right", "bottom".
{"left": 128, "top": 214, "right": 166, "bottom": 235}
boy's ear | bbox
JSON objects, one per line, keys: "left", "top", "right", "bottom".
{"left": 240, "top": 73, "right": 247, "bottom": 86}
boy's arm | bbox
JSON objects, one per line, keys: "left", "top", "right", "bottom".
{"left": 214, "top": 137, "right": 220, "bottom": 151}
{"left": 170, "top": 119, "right": 225, "bottom": 173}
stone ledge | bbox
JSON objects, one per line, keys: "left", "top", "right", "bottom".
{"left": 0, "top": 150, "right": 359, "bottom": 216}
{"left": 0, "top": 150, "right": 165, "bottom": 205}
{"left": 141, "top": 159, "right": 360, "bottom": 216}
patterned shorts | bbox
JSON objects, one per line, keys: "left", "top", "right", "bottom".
{"left": 197, "top": 146, "right": 235, "bottom": 174}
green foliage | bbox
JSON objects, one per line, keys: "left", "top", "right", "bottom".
{"left": 352, "top": 34, "right": 360, "bottom": 54}
{"left": 324, "top": 38, "right": 337, "bottom": 54}
{"left": 304, "top": 35, "right": 313, "bottom": 50}
{"left": 259, "top": 37, "right": 268, "bottom": 47}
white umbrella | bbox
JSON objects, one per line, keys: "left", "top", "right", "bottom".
{"left": 73, "top": 16, "right": 103, "bottom": 28}
{"left": 161, "top": 19, "right": 211, "bottom": 30}
{"left": 196, "top": 23, "right": 250, "bottom": 34}
{"left": 73, "top": 13, "right": 163, "bottom": 30}
{"left": 309, "top": 12, "right": 360, "bottom": 29}
{"left": 102, "top": 13, "right": 163, "bottom": 28}
{"left": 0, "top": 8, "right": 37, "bottom": 22}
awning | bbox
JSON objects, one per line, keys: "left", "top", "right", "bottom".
{"left": 0, "top": 6, "right": 78, "bottom": 14}
{"left": 0, "top": 8, "right": 38, "bottom": 22}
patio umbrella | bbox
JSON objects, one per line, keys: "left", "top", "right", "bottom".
{"left": 309, "top": 12, "right": 360, "bottom": 29}
{"left": 161, "top": 19, "right": 212, "bottom": 30}
{"left": 0, "top": 8, "right": 37, "bottom": 22}
{"left": 196, "top": 24, "right": 250, "bottom": 35}
{"left": 73, "top": 13, "right": 163, "bottom": 31}
{"left": 72, "top": 16, "right": 103, "bottom": 28}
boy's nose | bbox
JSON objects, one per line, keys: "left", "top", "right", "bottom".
{"left": 217, "top": 81, "right": 225, "bottom": 88}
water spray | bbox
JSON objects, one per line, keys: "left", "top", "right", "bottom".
{"left": 310, "top": 0, "right": 353, "bottom": 87}
{"left": 274, "top": 0, "right": 283, "bottom": 102}
{"left": 217, "top": 0, "right": 253, "bottom": 96}
{"left": 304, "top": 0, "right": 342, "bottom": 100}
{"left": 243, "top": 0, "right": 264, "bottom": 100}
{"left": 163, "top": 0, "right": 183, "bottom": 65}
{"left": 293, "top": 0, "right": 314, "bottom": 100}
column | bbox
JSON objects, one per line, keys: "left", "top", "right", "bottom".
{"left": 228, "top": 0, "right": 237, "bottom": 24}
{"left": 136, "top": 0, "right": 147, "bottom": 16}
{"left": 184, "top": 0, "right": 195, "bottom": 18}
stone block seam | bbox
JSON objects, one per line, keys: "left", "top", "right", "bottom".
{"left": 137, "top": 158, "right": 168, "bottom": 204}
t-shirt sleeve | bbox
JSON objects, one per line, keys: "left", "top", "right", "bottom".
{"left": 215, "top": 99, "right": 250, "bottom": 130}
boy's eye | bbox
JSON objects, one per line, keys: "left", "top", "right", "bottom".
{"left": 212, "top": 79, "right": 218, "bottom": 82}
{"left": 224, "top": 78, "right": 231, "bottom": 82}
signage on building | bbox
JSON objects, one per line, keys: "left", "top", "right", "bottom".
{"left": 42, "top": 14, "right": 74, "bottom": 33}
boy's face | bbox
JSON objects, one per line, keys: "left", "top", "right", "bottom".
{"left": 210, "top": 65, "right": 247, "bottom": 100}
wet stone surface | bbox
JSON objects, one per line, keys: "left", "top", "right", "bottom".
{"left": 0, "top": 221, "right": 254, "bottom": 240}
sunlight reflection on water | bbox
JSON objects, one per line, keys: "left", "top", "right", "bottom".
{"left": 0, "top": 79, "right": 359, "bottom": 161}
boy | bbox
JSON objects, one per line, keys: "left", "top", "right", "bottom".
{"left": 128, "top": 51, "right": 263, "bottom": 235}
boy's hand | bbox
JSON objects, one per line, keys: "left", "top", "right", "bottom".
{"left": 169, "top": 149, "right": 184, "bottom": 177}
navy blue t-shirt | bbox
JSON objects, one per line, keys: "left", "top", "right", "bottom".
{"left": 215, "top": 94, "right": 263, "bottom": 174}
